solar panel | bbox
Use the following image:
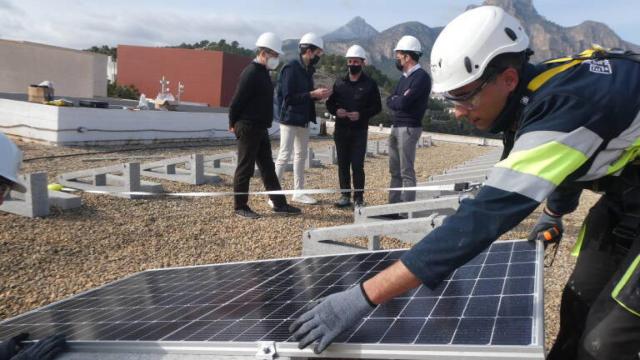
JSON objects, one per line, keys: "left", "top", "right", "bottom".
{"left": 0, "top": 240, "right": 544, "bottom": 359}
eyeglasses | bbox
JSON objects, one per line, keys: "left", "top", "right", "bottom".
{"left": 444, "top": 68, "right": 504, "bottom": 110}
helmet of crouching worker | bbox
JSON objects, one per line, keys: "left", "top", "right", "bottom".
{"left": 0, "top": 133, "right": 26, "bottom": 198}
{"left": 429, "top": 5, "right": 530, "bottom": 93}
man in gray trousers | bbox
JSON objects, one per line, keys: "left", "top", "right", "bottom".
{"left": 386, "top": 35, "right": 431, "bottom": 204}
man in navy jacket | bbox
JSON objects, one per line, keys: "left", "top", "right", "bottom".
{"left": 386, "top": 35, "right": 431, "bottom": 204}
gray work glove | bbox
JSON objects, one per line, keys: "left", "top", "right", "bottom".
{"left": 527, "top": 210, "right": 563, "bottom": 245}
{"left": 12, "top": 334, "right": 66, "bottom": 360}
{"left": 289, "top": 284, "right": 375, "bottom": 354}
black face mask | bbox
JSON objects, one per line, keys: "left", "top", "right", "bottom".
{"left": 395, "top": 59, "right": 403, "bottom": 71}
{"left": 348, "top": 65, "right": 362, "bottom": 75}
{"left": 310, "top": 55, "right": 321, "bottom": 66}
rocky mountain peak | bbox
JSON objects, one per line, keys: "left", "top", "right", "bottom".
{"left": 324, "top": 16, "right": 379, "bottom": 41}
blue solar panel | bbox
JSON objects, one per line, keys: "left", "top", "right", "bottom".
{"left": 0, "top": 240, "right": 542, "bottom": 356}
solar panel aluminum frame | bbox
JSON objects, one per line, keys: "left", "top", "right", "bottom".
{"left": 3, "top": 240, "right": 545, "bottom": 360}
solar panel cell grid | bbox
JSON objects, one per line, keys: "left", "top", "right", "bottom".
{"left": 0, "top": 240, "right": 540, "bottom": 350}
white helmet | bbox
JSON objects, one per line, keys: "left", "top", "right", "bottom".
{"left": 430, "top": 6, "right": 530, "bottom": 93}
{"left": 345, "top": 45, "right": 367, "bottom": 61}
{"left": 299, "top": 32, "right": 324, "bottom": 50}
{"left": 0, "top": 133, "right": 25, "bottom": 193}
{"left": 255, "top": 32, "right": 283, "bottom": 54}
{"left": 393, "top": 35, "right": 422, "bottom": 54}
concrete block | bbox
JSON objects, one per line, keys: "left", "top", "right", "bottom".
{"left": 141, "top": 154, "right": 220, "bottom": 185}
{"left": 314, "top": 146, "right": 339, "bottom": 165}
{"left": 0, "top": 172, "right": 49, "bottom": 217}
{"left": 48, "top": 190, "right": 82, "bottom": 210}
{"left": 203, "top": 152, "right": 241, "bottom": 177}
{"left": 307, "top": 149, "right": 323, "bottom": 168}
{"left": 58, "top": 163, "right": 163, "bottom": 199}
{"left": 417, "top": 136, "right": 433, "bottom": 148}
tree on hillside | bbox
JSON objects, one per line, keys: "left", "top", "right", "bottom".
{"left": 86, "top": 38, "right": 254, "bottom": 60}
{"left": 85, "top": 45, "right": 117, "bottom": 59}
{"left": 170, "top": 39, "right": 253, "bottom": 57}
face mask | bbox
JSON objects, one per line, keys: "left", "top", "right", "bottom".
{"left": 310, "top": 54, "right": 321, "bottom": 66}
{"left": 348, "top": 65, "right": 362, "bottom": 75}
{"left": 266, "top": 56, "right": 280, "bottom": 70}
{"left": 395, "top": 58, "right": 404, "bottom": 71}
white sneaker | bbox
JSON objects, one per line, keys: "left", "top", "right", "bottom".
{"left": 292, "top": 194, "right": 318, "bottom": 205}
{"left": 267, "top": 199, "right": 274, "bottom": 208}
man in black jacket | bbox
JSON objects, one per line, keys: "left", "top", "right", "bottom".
{"left": 326, "top": 45, "right": 382, "bottom": 207}
{"left": 273, "top": 32, "right": 332, "bottom": 205}
{"left": 229, "top": 32, "right": 301, "bottom": 219}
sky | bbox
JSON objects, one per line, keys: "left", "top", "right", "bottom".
{"left": 1, "top": 0, "right": 638, "bottom": 50}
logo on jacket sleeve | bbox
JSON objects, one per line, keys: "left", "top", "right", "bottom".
{"left": 585, "top": 59, "right": 613, "bottom": 75}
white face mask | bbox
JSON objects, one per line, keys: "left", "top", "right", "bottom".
{"left": 266, "top": 56, "right": 280, "bottom": 70}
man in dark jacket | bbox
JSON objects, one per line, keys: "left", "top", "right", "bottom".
{"left": 326, "top": 45, "right": 381, "bottom": 207}
{"left": 229, "top": 32, "right": 300, "bottom": 219}
{"left": 386, "top": 35, "right": 432, "bottom": 204}
{"left": 273, "top": 32, "right": 332, "bottom": 205}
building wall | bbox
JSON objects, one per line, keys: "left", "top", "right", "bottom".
{"left": 0, "top": 39, "right": 107, "bottom": 98}
{"left": 117, "top": 46, "right": 251, "bottom": 107}
{"left": 220, "top": 52, "right": 255, "bottom": 107}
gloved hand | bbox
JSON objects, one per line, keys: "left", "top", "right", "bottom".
{"left": 527, "top": 209, "right": 563, "bottom": 246}
{"left": 289, "top": 284, "right": 375, "bottom": 354}
{"left": 0, "top": 333, "right": 28, "bottom": 360}
{"left": 12, "top": 334, "right": 66, "bottom": 360}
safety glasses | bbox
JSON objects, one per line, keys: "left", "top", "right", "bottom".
{"left": 444, "top": 68, "right": 504, "bottom": 110}
{"left": 444, "top": 79, "right": 491, "bottom": 110}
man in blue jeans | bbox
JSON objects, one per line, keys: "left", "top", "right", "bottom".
{"left": 386, "top": 35, "right": 431, "bottom": 204}
{"left": 326, "top": 45, "right": 381, "bottom": 208}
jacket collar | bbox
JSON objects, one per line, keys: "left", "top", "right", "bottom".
{"left": 296, "top": 56, "right": 315, "bottom": 75}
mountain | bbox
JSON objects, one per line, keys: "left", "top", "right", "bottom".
{"left": 324, "top": 16, "right": 379, "bottom": 41}
{"left": 283, "top": 1, "right": 639, "bottom": 78}
{"left": 474, "top": 0, "right": 640, "bottom": 61}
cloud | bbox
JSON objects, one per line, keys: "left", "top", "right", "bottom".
{"left": 0, "top": 0, "right": 23, "bottom": 14}
{"left": 0, "top": 4, "right": 330, "bottom": 50}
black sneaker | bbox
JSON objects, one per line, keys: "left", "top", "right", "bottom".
{"left": 354, "top": 199, "right": 365, "bottom": 208}
{"left": 235, "top": 207, "right": 260, "bottom": 219}
{"left": 272, "top": 204, "right": 302, "bottom": 215}
{"left": 334, "top": 196, "right": 352, "bottom": 208}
